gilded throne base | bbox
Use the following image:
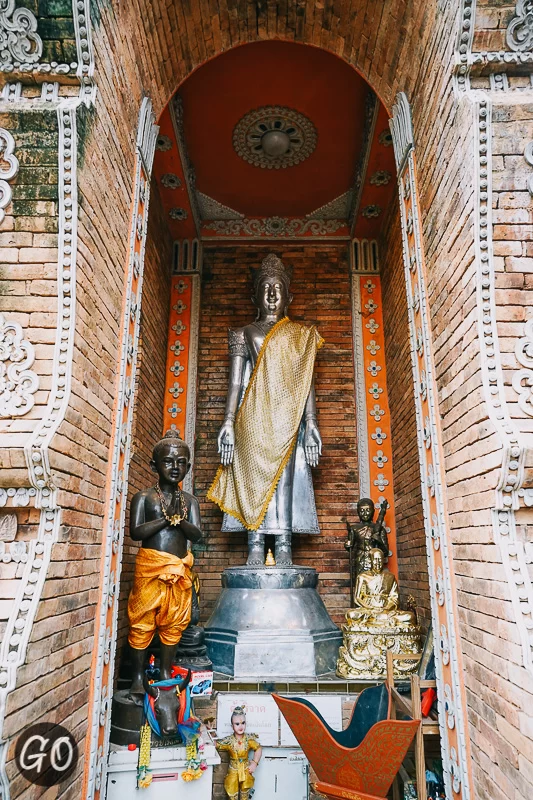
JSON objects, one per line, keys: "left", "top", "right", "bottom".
{"left": 336, "top": 622, "right": 422, "bottom": 681}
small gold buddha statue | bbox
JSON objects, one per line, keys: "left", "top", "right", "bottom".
{"left": 336, "top": 549, "right": 421, "bottom": 680}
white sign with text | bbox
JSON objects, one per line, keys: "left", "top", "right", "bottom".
{"left": 216, "top": 694, "right": 279, "bottom": 746}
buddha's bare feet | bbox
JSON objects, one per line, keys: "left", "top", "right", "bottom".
{"left": 247, "top": 548, "right": 264, "bottom": 566}
{"left": 247, "top": 532, "right": 265, "bottom": 566}
{"left": 275, "top": 534, "right": 292, "bottom": 566}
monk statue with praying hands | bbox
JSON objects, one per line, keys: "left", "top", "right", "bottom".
{"left": 127, "top": 431, "right": 202, "bottom": 703}
{"left": 208, "top": 253, "right": 323, "bottom": 567}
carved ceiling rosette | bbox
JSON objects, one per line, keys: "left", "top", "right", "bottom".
{"left": 233, "top": 105, "right": 317, "bottom": 169}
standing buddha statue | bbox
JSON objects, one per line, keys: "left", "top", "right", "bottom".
{"left": 208, "top": 254, "right": 323, "bottom": 566}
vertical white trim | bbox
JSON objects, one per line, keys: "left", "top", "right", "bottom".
{"left": 84, "top": 99, "right": 159, "bottom": 800}
{"left": 350, "top": 241, "right": 371, "bottom": 496}
{"left": 391, "top": 92, "right": 472, "bottom": 800}
{"left": 0, "top": 101, "right": 78, "bottom": 800}
{"left": 472, "top": 97, "right": 533, "bottom": 673}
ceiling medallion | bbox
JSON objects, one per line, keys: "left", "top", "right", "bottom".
{"left": 378, "top": 129, "right": 393, "bottom": 147}
{"left": 169, "top": 207, "right": 188, "bottom": 220}
{"left": 161, "top": 173, "right": 182, "bottom": 189}
{"left": 156, "top": 134, "right": 173, "bottom": 151}
{"left": 361, "top": 205, "right": 382, "bottom": 218}
{"left": 233, "top": 106, "right": 317, "bottom": 169}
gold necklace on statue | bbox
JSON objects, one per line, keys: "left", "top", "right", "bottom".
{"left": 155, "top": 483, "right": 188, "bottom": 526}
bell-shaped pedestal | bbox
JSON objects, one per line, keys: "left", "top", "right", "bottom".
{"left": 204, "top": 566, "right": 341, "bottom": 678}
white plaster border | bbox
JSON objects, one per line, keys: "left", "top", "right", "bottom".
{"left": 390, "top": 92, "right": 472, "bottom": 800}
{"left": 84, "top": 97, "right": 158, "bottom": 800}
{"left": 350, "top": 239, "right": 380, "bottom": 497}
{"left": 351, "top": 262, "right": 371, "bottom": 497}
{"left": 471, "top": 96, "right": 533, "bottom": 673}
{"left": 0, "top": 100, "right": 78, "bottom": 800}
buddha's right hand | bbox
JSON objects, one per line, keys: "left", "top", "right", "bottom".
{"left": 218, "top": 420, "right": 235, "bottom": 466}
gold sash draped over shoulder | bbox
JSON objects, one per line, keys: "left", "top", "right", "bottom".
{"left": 208, "top": 317, "right": 323, "bottom": 531}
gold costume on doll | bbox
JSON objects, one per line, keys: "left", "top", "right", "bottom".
{"left": 216, "top": 733, "right": 261, "bottom": 799}
{"left": 208, "top": 317, "right": 323, "bottom": 531}
{"left": 127, "top": 548, "right": 194, "bottom": 649}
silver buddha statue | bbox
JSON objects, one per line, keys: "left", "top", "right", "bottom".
{"left": 208, "top": 254, "right": 323, "bottom": 566}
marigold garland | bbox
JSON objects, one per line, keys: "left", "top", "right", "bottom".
{"left": 181, "top": 734, "right": 208, "bottom": 781}
{"left": 137, "top": 722, "right": 152, "bottom": 788}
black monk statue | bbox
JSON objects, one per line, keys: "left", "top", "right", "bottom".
{"left": 127, "top": 431, "right": 202, "bottom": 702}
{"left": 345, "top": 498, "right": 389, "bottom": 607}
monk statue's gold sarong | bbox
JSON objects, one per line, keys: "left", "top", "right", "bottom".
{"left": 208, "top": 317, "right": 323, "bottom": 531}
{"left": 127, "top": 548, "right": 194, "bottom": 650}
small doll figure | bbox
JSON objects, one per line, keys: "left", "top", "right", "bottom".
{"left": 216, "top": 706, "right": 262, "bottom": 800}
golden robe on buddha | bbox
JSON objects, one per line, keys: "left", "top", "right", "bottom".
{"left": 127, "top": 548, "right": 194, "bottom": 650}
{"left": 208, "top": 317, "right": 323, "bottom": 531}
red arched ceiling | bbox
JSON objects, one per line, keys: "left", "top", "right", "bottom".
{"left": 179, "top": 41, "right": 369, "bottom": 218}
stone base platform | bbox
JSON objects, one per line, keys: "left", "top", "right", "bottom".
{"left": 204, "top": 566, "right": 341, "bottom": 678}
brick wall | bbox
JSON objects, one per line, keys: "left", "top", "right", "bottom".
{"left": 193, "top": 244, "right": 357, "bottom": 624}
{"left": 380, "top": 197, "right": 430, "bottom": 629}
{"left": 472, "top": 1, "right": 516, "bottom": 51}
{"left": 27, "top": 0, "right": 77, "bottom": 64}
{"left": 114, "top": 180, "right": 173, "bottom": 673}
{"left": 0, "top": 108, "right": 58, "bottom": 466}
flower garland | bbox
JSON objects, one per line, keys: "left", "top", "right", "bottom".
{"left": 137, "top": 722, "right": 153, "bottom": 788}
{"left": 181, "top": 733, "right": 208, "bottom": 781}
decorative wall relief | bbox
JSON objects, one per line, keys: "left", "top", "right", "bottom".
{"left": 0, "top": 313, "right": 39, "bottom": 417}
{"left": 73, "top": 0, "right": 95, "bottom": 103}
{"left": 84, "top": 98, "right": 159, "bottom": 800}
{"left": 0, "top": 513, "right": 16, "bottom": 541}
{"left": 524, "top": 141, "right": 533, "bottom": 196}
{"left": 24, "top": 107, "right": 78, "bottom": 494}
{"left": 513, "top": 319, "right": 533, "bottom": 415}
{"left": 0, "top": 127, "right": 18, "bottom": 224}
{"left": 506, "top": 0, "right": 533, "bottom": 51}
{"left": 390, "top": 92, "right": 473, "bottom": 800}
{"left": 0, "top": 1, "right": 43, "bottom": 66}
{"left": 202, "top": 217, "right": 347, "bottom": 238}
{"left": 455, "top": 0, "right": 476, "bottom": 91}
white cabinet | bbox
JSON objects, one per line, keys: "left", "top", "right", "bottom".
{"left": 252, "top": 748, "right": 309, "bottom": 800}
{"left": 106, "top": 741, "right": 220, "bottom": 800}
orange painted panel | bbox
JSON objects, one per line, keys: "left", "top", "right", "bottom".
{"left": 163, "top": 276, "right": 193, "bottom": 436}
{"left": 359, "top": 275, "right": 397, "bottom": 577}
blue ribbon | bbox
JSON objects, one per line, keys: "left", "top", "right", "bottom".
{"left": 143, "top": 677, "right": 185, "bottom": 737}
{"left": 143, "top": 678, "right": 198, "bottom": 741}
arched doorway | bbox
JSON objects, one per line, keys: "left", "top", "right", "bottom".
{"left": 84, "top": 38, "right": 471, "bottom": 800}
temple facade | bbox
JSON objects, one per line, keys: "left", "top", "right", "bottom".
{"left": 0, "top": 1, "right": 532, "bottom": 799}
